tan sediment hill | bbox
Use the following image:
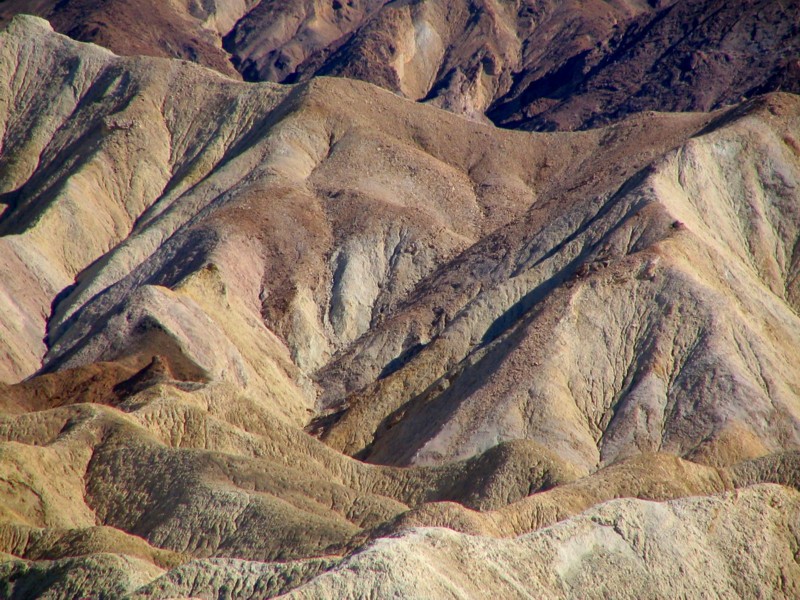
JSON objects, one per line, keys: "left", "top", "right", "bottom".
{"left": 1, "top": 15, "right": 800, "bottom": 598}
{"left": 3, "top": 483, "right": 799, "bottom": 598}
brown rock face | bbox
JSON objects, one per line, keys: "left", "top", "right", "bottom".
{"left": 2, "top": 1, "right": 797, "bottom": 129}
{"left": 489, "top": 0, "right": 800, "bottom": 130}
{"left": 222, "top": 0, "right": 390, "bottom": 83}
{"left": 228, "top": 0, "right": 800, "bottom": 131}
{"left": 0, "top": 12, "right": 799, "bottom": 600}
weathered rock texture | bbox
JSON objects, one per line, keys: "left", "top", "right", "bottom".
{"left": 1, "top": 14, "right": 799, "bottom": 599}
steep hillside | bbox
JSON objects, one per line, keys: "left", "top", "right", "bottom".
{"left": 318, "top": 92, "right": 800, "bottom": 473}
{"left": 1, "top": 14, "right": 799, "bottom": 599}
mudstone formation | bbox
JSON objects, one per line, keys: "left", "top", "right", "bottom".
{"left": 0, "top": 3, "right": 799, "bottom": 598}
